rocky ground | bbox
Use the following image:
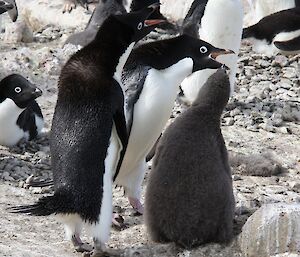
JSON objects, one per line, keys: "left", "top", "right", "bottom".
{"left": 0, "top": 1, "right": 299, "bottom": 257}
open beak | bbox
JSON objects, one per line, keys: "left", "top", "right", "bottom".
{"left": 209, "top": 49, "right": 235, "bottom": 60}
{"left": 144, "top": 19, "right": 166, "bottom": 27}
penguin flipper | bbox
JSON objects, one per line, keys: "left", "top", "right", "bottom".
{"left": 181, "top": 0, "right": 208, "bottom": 37}
{"left": 274, "top": 36, "right": 300, "bottom": 52}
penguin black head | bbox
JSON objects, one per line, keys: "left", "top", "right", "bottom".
{"left": 114, "top": 2, "right": 165, "bottom": 42}
{"left": 193, "top": 68, "right": 230, "bottom": 111}
{"left": 0, "top": 74, "right": 42, "bottom": 109}
{"left": 185, "top": 36, "right": 235, "bottom": 72}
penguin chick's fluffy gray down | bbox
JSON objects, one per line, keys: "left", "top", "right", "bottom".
{"left": 145, "top": 69, "right": 235, "bottom": 249}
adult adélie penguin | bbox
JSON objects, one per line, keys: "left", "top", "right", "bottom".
{"left": 9, "top": 5, "right": 164, "bottom": 257}
{"left": 243, "top": 7, "right": 300, "bottom": 55}
{"left": 115, "top": 35, "right": 234, "bottom": 214}
{"left": 180, "top": 0, "right": 243, "bottom": 104}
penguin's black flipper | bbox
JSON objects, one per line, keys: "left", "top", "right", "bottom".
{"left": 295, "top": 0, "right": 300, "bottom": 7}
{"left": 113, "top": 80, "right": 129, "bottom": 181}
{"left": 181, "top": 0, "right": 208, "bottom": 38}
{"left": 274, "top": 36, "right": 300, "bottom": 52}
{"left": 123, "top": 65, "right": 150, "bottom": 135}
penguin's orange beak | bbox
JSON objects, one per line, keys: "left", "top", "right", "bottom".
{"left": 209, "top": 49, "right": 235, "bottom": 60}
{"left": 144, "top": 19, "right": 166, "bottom": 27}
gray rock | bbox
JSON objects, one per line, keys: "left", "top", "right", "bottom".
{"left": 239, "top": 203, "right": 300, "bottom": 257}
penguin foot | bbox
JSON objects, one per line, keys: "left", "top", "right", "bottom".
{"left": 112, "top": 213, "right": 126, "bottom": 230}
{"left": 128, "top": 197, "right": 144, "bottom": 215}
{"left": 72, "top": 235, "right": 93, "bottom": 252}
{"left": 62, "top": 0, "right": 76, "bottom": 13}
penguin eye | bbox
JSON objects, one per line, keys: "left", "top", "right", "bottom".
{"left": 14, "top": 87, "right": 22, "bottom": 93}
{"left": 200, "top": 46, "right": 208, "bottom": 54}
{"left": 137, "top": 22, "right": 143, "bottom": 30}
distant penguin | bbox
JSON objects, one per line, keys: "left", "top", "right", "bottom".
{"left": 254, "top": 0, "right": 300, "bottom": 22}
{"left": 62, "top": 0, "right": 97, "bottom": 13}
{"left": 145, "top": 69, "right": 235, "bottom": 248}
{"left": 180, "top": 0, "right": 243, "bottom": 104}
{"left": 10, "top": 5, "right": 163, "bottom": 256}
{"left": 115, "top": 35, "right": 234, "bottom": 214}
{"left": 65, "top": 0, "right": 126, "bottom": 47}
{"left": 0, "top": 74, "right": 43, "bottom": 147}
{"left": 243, "top": 7, "right": 300, "bottom": 55}
{"left": 0, "top": 0, "right": 18, "bottom": 21}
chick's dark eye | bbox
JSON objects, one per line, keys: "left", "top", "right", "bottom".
{"left": 14, "top": 87, "right": 22, "bottom": 93}
{"left": 137, "top": 22, "right": 143, "bottom": 30}
{"left": 200, "top": 46, "right": 208, "bottom": 54}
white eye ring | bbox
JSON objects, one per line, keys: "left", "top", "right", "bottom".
{"left": 15, "top": 87, "right": 22, "bottom": 93}
{"left": 200, "top": 46, "right": 208, "bottom": 54}
{"left": 137, "top": 22, "right": 143, "bottom": 30}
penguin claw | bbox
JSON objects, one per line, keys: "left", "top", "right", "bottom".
{"left": 128, "top": 197, "right": 144, "bottom": 215}
{"left": 62, "top": 0, "right": 76, "bottom": 13}
{"left": 75, "top": 243, "right": 93, "bottom": 253}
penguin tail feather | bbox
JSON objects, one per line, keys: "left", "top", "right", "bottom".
{"left": 8, "top": 195, "right": 59, "bottom": 216}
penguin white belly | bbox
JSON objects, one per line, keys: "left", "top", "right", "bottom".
{"left": 0, "top": 99, "right": 26, "bottom": 147}
{"left": 251, "top": 29, "right": 300, "bottom": 55}
{"left": 35, "top": 114, "right": 45, "bottom": 135}
{"left": 116, "top": 59, "right": 194, "bottom": 188}
{"left": 181, "top": 0, "right": 243, "bottom": 103}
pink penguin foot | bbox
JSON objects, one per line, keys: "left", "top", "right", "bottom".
{"left": 128, "top": 197, "right": 144, "bottom": 215}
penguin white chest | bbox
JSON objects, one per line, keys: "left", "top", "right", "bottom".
{"left": 124, "top": 58, "right": 194, "bottom": 164}
{"left": 0, "top": 99, "right": 27, "bottom": 147}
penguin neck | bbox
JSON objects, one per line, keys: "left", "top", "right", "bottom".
{"left": 159, "top": 58, "right": 194, "bottom": 82}
{"left": 92, "top": 17, "right": 134, "bottom": 79}
{"left": 0, "top": 98, "right": 24, "bottom": 123}
{"left": 114, "top": 42, "right": 135, "bottom": 85}
{"left": 128, "top": 36, "right": 191, "bottom": 70}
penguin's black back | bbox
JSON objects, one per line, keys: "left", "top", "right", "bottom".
{"left": 145, "top": 70, "right": 234, "bottom": 248}
{"left": 242, "top": 7, "right": 300, "bottom": 43}
{"left": 50, "top": 16, "right": 132, "bottom": 221}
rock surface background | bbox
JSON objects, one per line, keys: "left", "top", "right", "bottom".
{"left": 0, "top": 0, "right": 299, "bottom": 256}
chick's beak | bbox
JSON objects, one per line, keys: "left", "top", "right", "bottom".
{"left": 209, "top": 49, "right": 235, "bottom": 60}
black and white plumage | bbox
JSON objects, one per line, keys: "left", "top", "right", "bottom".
{"left": 0, "top": 74, "right": 43, "bottom": 147}
{"left": 145, "top": 69, "right": 235, "bottom": 248}
{"left": 180, "top": 0, "right": 243, "bottom": 104}
{"left": 9, "top": 5, "right": 163, "bottom": 257}
{"left": 253, "top": 0, "right": 300, "bottom": 22}
{"left": 0, "top": 0, "right": 18, "bottom": 21}
{"left": 243, "top": 7, "right": 300, "bottom": 55}
{"left": 115, "top": 35, "right": 234, "bottom": 214}
{"left": 65, "top": 0, "right": 126, "bottom": 47}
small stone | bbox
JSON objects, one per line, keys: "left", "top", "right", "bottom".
{"left": 233, "top": 175, "right": 242, "bottom": 181}
{"left": 289, "top": 182, "right": 300, "bottom": 192}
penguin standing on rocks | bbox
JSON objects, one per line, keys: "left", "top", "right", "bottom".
{"left": 145, "top": 69, "right": 235, "bottom": 248}
{"left": 65, "top": 0, "right": 126, "bottom": 47}
{"left": 115, "top": 35, "right": 234, "bottom": 214}
{"left": 180, "top": 0, "right": 243, "bottom": 104}
{"left": 10, "top": 5, "right": 164, "bottom": 257}
{"left": 243, "top": 7, "right": 300, "bottom": 55}
{"left": 0, "top": 74, "right": 43, "bottom": 147}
